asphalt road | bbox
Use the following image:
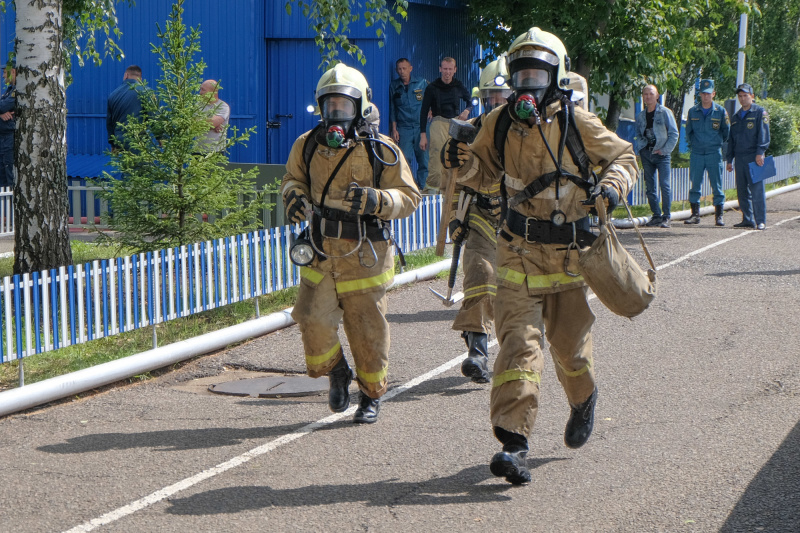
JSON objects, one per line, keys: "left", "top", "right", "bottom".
{"left": 1, "top": 191, "right": 799, "bottom": 533}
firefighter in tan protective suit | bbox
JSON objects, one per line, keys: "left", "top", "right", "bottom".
{"left": 443, "top": 28, "right": 637, "bottom": 484}
{"left": 282, "top": 64, "right": 421, "bottom": 424}
{"left": 448, "top": 59, "right": 511, "bottom": 383}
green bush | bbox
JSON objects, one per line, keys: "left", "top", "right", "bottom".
{"left": 758, "top": 98, "right": 800, "bottom": 156}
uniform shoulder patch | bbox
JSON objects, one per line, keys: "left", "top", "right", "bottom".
{"left": 762, "top": 111, "right": 769, "bottom": 125}
{"left": 725, "top": 113, "right": 730, "bottom": 125}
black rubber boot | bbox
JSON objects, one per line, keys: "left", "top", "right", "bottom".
{"left": 490, "top": 427, "right": 531, "bottom": 485}
{"left": 715, "top": 204, "right": 725, "bottom": 226}
{"left": 461, "top": 331, "right": 490, "bottom": 383}
{"left": 353, "top": 391, "right": 381, "bottom": 424}
{"left": 684, "top": 203, "right": 701, "bottom": 224}
{"left": 327, "top": 356, "right": 353, "bottom": 413}
{"left": 564, "top": 388, "right": 597, "bottom": 449}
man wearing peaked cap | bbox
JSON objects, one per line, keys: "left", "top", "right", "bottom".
{"left": 726, "top": 82, "right": 771, "bottom": 230}
{"left": 684, "top": 78, "right": 730, "bottom": 226}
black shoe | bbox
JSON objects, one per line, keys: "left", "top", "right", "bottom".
{"left": 659, "top": 217, "right": 670, "bottom": 228}
{"left": 733, "top": 221, "right": 755, "bottom": 228}
{"left": 328, "top": 357, "right": 353, "bottom": 413}
{"left": 490, "top": 450, "right": 531, "bottom": 485}
{"left": 461, "top": 332, "right": 490, "bottom": 383}
{"left": 715, "top": 205, "right": 725, "bottom": 226}
{"left": 564, "top": 388, "right": 597, "bottom": 449}
{"left": 353, "top": 391, "right": 380, "bottom": 424}
{"left": 644, "top": 215, "right": 662, "bottom": 227}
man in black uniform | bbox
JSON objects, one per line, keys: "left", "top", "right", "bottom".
{"left": 418, "top": 57, "right": 473, "bottom": 192}
{"left": 107, "top": 65, "right": 145, "bottom": 150}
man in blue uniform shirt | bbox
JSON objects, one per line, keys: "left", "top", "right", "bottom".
{"left": 389, "top": 58, "right": 428, "bottom": 190}
{"left": 0, "top": 63, "right": 16, "bottom": 188}
{"left": 107, "top": 65, "right": 145, "bottom": 150}
{"left": 726, "top": 83, "right": 771, "bottom": 230}
{"left": 684, "top": 79, "right": 730, "bottom": 226}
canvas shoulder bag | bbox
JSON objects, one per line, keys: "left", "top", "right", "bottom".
{"left": 577, "top": 196, "right": 657, "bottom": 318}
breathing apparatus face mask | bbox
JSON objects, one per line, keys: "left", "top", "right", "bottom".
{"left": 511, "top": 68, "right": 552, "bottom": 119}
{"left": 321, "top": 96, "right": 358, "bottom": 148}
{"left": 482, "top": 89, "right": 512, "bottom": 113}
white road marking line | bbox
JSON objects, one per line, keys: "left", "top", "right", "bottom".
{"left": 63, "top": 215, "right": 800, "bottom": 532}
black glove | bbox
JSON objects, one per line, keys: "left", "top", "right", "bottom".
{"left": 586, "top": 184, "right": 620, "bottom": 215}
{"left": 343, "top": 183, "right": 380, "bottom": 215}
{"left": 448, "top": 218, "right": 468, "bottom": 243}
{"left": 441, "top": 139, "right": 471, "bottom": 169}
{"left": 285, "top": 189, "right": 309, "bottom": 224}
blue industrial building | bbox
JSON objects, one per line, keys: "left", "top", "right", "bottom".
{"left": 1, "top": 0, "right": 481, "bottom": 178}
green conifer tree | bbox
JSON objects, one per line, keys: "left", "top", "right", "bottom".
{"left": 96, "top": 0, "right": 271, "bottom": 252}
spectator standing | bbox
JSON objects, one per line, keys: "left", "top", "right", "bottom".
{"left": 684, "top": 79, "right": 730, "bottom": 226}
{"left": 0, "top": 63, "right": 16, "bottom": 188}
{"left": 198, "top": 79, "right": 230, "bottom": 154}
{"left": 635, "top": 84, "right": 679, "bottom": 228}
{"left": 389, "top": 59, "right": 428, "bottom": 190}
{"left": 726, "top": 83, "right": 771, "bottom": 230}
{"left": 419, "top": 57, "right": 473, "bottom": 192}
{"left": 107, "top": 65, "right": 145, "bottom": 150}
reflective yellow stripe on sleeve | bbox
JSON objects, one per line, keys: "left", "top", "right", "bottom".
{"left": 335, "top": 268, "right": 394, "bottom": 294}
{"left": 305, "top": 342, "right": 342, "bottom": 367}
{"left": 356, "top": 364, "right": 388, "bottom": 384}
{"left": 493, "top": 369, "right": 541, "bottom": 388}
{"left": 300, "top": 266, "right": 325, "bottom": 285}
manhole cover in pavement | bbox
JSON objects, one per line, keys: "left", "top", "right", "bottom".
{"left": 209, "top": 376, "right": 329, "bottom": 398}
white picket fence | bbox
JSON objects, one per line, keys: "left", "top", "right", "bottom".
{"left": 0, "top": 195, "right": 442, "bottom": 363}
{"left": 1, "top": 151, "right": 798, "bottom": 364}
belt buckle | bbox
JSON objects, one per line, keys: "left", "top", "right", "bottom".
{"left": 524, "top": 217, "right": 548, "bottom": 243}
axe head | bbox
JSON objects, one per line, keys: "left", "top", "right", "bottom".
{"left": 448, "top": 119, "right": 478, "bottom": 143}
{"left": 429, "top": 287, "right": 465, "bottom": 307}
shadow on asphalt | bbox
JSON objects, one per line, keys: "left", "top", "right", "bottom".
{"left": 708, "top": 269, "right": 800, "bottom": 277}
{"left": 388, "top": 375, "right": 485, "bottom": 402}
{"left": 163, "top": 461, "right": 566, "bottom": 514}
{"left": 35, "top": 423, "right": 311, "bottom": 453}
{"left": 720, "top": 419, "right": 800, "bottom": 532}
{"left": 386, "top": 308, "right": 458, "bottom": 324}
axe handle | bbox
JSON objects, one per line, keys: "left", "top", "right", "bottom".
{"left": 436, "top": 167, "right": 458, "bottom": 256}
{"left": 448, "top": 239, "right": 463, "bottom": 290}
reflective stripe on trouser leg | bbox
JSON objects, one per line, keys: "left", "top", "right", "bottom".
{"left": 542, "top": 286, "right": 596, "bottom": 406}
{"left": 452, "top": 211, "right": 497, "bottom": 335}
{"left": 490, "top": 284, "right": 545, "bottom": 439}
{"left": 291, "top": 274, "right": 345, "bottom": 378}
{"left": 425, "top": 118, "right": 449, "bottom": 190}
{"left": 342, "top": 289, "right": 390, "bottom": 398}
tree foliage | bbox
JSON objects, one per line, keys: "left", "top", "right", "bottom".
{"left": 94, "top": 0, "right": 270, "bottom": 252}
{"left": 285, "top": 0, "right": 409, "bottom": 68}
{"left": 466, "top": 0, "right": 738, "bottom": 129}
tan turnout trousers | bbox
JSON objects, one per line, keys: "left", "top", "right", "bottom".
{"left": 425, "top": 117, "right": 450, "bottom": 190}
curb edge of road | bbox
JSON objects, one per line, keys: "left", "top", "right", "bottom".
{"left": 0, "top": 260, "right": 451, "bottom": 418}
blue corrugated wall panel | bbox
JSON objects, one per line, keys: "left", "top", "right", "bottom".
{"left": 2, "top": 0, "right": 478, "bottom": 174}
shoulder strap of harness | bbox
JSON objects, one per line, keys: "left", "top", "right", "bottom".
{"left": 303, "top": 123, "right": 385, "bottom": 190}
{"left": 493, "top": 101, "right": 592, "bottom": 180}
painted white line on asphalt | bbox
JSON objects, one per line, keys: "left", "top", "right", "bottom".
{"left": 64, "top": 215, "right": 800, "bottom": 532}
{"left": 62, "top": 341, "right": 497, "bottom": 533}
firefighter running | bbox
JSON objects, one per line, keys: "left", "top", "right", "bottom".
{"left": 282, "top": 64, "right": 421, "bottom": 424}
{"left": 443, "top": 28, "right": 637, "bottom": 484}
{"left": 448, "top": 58, "right": 511, "bottom": 383}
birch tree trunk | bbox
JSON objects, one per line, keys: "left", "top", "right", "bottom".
{"left": 13, "top": 0, "right": 73, "bottom": 273}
